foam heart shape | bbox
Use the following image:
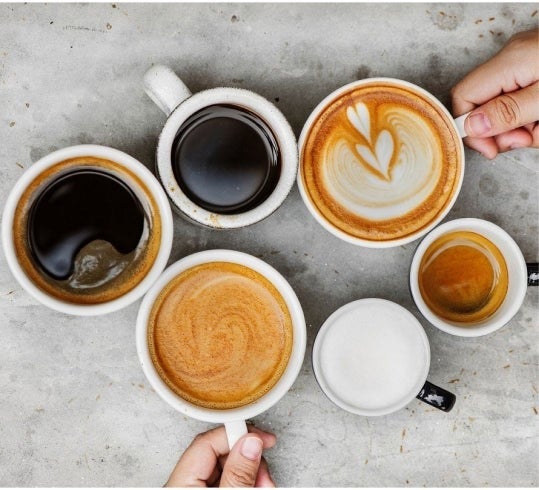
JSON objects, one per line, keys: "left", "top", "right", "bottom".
{"left": 347, "top": 103, "right": 371, "bottom": 143}
{"left": 356, "top": 129, "right": 394, "bottom": 180}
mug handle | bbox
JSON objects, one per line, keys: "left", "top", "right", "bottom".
{"left": 143, "top": 64, "right": 192, "bottom": 117}
{"left": 528, "top": 263, "right": 539, "bottom": 286}
{"left": 225, "top": 420, "right": 248, "bottom": 450}
{"left": 416, "top": 380, "right": 456, "bottom": 412}
{"left": 454, "top": 112, "right": 471, "bottom": 139}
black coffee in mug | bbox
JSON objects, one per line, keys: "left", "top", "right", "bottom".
{"left": 13, "top": 157, "right": 162, "bottom": 305}
{"left": 171, "top": 104, "right": 281, "bottom": 214}
{"left": 28, "top": 170, "right": 145, "bottom": 280}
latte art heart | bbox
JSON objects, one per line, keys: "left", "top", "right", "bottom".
{"left": 301, "top": 82, "right": 462, "bottom": 242}
{"left": 324, "top": 104, "right": 442, "bottom": 220}
{"left": 348, "top": 102, "right": 395, "bottom": 180}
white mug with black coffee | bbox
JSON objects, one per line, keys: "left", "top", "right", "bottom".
{"left": 2, "top": 145, "right": 173, "bottom": 315}
{"left": 298, "top": 78, "right": 470, "bottom": 247}
{"left": 143, "top": 65, "right": 298, "bottom": 229}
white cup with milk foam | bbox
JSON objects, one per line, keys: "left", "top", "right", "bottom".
{"left": 312, "top": 298, "right": 455, "bottom": 416}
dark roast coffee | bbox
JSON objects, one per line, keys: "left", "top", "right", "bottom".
{"left": 28, "top": 170, "right": 144, "bottom": 280}
{"left": 13, "top": 157, "right": 162, "bottom": 305}
{"left": 171, "top": 104, "right": 280, "bottom": 214}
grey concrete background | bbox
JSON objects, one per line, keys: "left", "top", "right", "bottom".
{"left": 0, "top": 2, "right": 538, "bottom": 487}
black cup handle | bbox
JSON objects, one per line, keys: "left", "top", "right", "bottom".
{"left": 528, "top": 263, "right": 539, "bottom": 287}
{"left": 416, "top": 380, "right": 456, "bottom": 412}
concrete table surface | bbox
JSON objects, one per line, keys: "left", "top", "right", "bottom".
{"left": 1, "top": 3, "right": 538, "bottom": 487}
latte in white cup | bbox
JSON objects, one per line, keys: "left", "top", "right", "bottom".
{"left": 299, "top": 78, "right": 468, "bottom": 248}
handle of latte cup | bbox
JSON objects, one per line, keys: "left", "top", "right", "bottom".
{"left": 454, "top": 112, "right": 471, "bottom": 138}
{"left": 527, "top": 263, "right": 539, "bottom": 286}
{"left": 224, "top": 420, "right": 248, "bottom": 450}
{"left": 416, "top": 380, "right": 456, "bottom": 412}
{"left": 143, "top": 64, "right": 192, "bottom": 117}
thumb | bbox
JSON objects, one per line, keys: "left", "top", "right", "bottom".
{"left": 220, "top": 435, "right": 263, "bottom": 487}
{"left": 464, "top": 82, "right": 539, "bottom": 138}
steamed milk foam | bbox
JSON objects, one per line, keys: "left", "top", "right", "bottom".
{"left": 302, "top": 81, "right": 462, "bottom": 242}
{"left": 315, "top": 300, "right": 428, "bottom": 413}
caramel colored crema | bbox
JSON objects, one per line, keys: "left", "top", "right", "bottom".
{"left": 418, "top": 231, "right": 508, "bottom": 324}
{"left": 148, "top": 262, "right": 293, "bottom": 409}
{"left": 302, "top": 82, "right": 463, "bottom": 241}
{"left": 12, "top": 157, "right": 162, "bottom": 304}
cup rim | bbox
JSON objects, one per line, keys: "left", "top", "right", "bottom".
{"left": 409, "top": 218, "right": 528, "bottom": 337}
{"left": 297, "top": 77, "right": 465, "bottom": 248}
{"left": 1, "top": 144, "right": 173, "bottom": 316}
{"left": 156, "top": 87, "right": 298, "bottom": 229}
{"left": 135, "top": 249, "right": 307, "bottom": 423}
{"left": 312, "top": 298, "right": 431, "bottom": 416}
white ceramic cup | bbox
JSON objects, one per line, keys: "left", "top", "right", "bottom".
{"left": 312, "top": 298, "right": 455, "bottom": 416}
{"left": 143, "top": 65, "right": 298, "bottom": 229}
{"left": 410, "top": 218, "right": 531, "bottom": 337}
{"left": 2, "top": 145, "right": 173, "bottom": 316}
{"left": 297, "top": 78, "right": 470, "bottom": 248}
{"left": 136, "top": 249, "right": 307, "bottom": 449}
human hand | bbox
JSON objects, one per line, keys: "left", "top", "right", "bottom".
{"left": 165, "top": 425, "right": 277, "bottom": 487}
{"left": 451, "top": 28, "right": 539, "bottom": 159}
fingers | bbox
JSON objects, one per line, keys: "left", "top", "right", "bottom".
{"left": 166, "top": 425, "right": 276, "bottom": 487}
{"left": 464, "top": 124, "right": 539, "bottom": 160}
{"left": 247, "top": 425, "right": 277, "bottom": 449}
{"left": 255, "top": 457, "right": 276, "bottom": 488}
{"left": 220, "top": 434, "right": 264, "bottom": 487}
{"left": 463, "top": 82, "right": 539, "bottom": 138}
{"left": 451, "top": 29, "right": 539, "bottom": 116}
{"left": 451, "top": 29, "right": 539, "bottom": 158}
{"left": 494, "top": 128, "right": 534, "bottom": 153}
{"left": 166, "top": 426, "right": 230, "bottom": 487}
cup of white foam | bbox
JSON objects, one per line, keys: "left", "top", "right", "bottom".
{"left": 312, "top": 298, "right": 455, "bottom": 416}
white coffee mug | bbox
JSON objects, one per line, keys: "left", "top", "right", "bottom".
{"left": 2, "top": 145, "right": 173, "bottom": 316}
{"left": 312, "top": 298, "right": 455, "bottom": 416}
{"left": 143, "top": 65, "right": 298, "bottom": 229}
{"left": 410, "top": 218, "right": 534, "bottom": 337}
{"left": 136, "top": 249, "right": 306, "bottom": 449}
{"left": 297, "top": 78, "right": 470, "bottom": 248}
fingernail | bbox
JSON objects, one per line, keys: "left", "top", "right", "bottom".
{"left": 468, "top": 113, "right": 491, "bottom": 136}
{"left": 241, "top": 437, "right": 263, "bottom": 461}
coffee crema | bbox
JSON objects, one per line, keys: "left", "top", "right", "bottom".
{"left": 301, "top": 81, "right": 462, "bottom": 241}
{"left": 418, "top": 231, "right": 508, "bottom": 324}
{"left": 12, "top": 157, "right": 162, "bottom": 304}
{"left": 148, "top": 262, "right": 293, "bottom": 409}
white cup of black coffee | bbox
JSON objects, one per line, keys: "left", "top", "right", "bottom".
{"left": 143, "top": 64, "right": 298, "bottom": 228}
{"left": 2, "top": 145, "right": 173, "bottom": 315}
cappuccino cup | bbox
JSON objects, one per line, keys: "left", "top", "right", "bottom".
{"left": 2, "top": 145, "right": 173, "bottom": 316}
{"left": 298, "top": 78, "right": 470, "bottom": 248}
{"left": 136, "top": 249, "right": 306, "bottom": 449}
{"left": 312, "top": 298, "right": 455, "bottom": 416}
{"left": 410, "top": 218, "right": 538, "bottom": 337}
{"left": 143, "top": 65, "right": 298, "bottom": 229}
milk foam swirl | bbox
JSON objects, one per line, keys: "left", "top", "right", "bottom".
{"left": 148, "top": 262, "right": 293, "bottom": 409}
{"left": 323, "top": 103, "right": 442, "bottom": 221}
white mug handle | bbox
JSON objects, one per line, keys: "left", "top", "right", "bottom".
{"left": 143, "top": 64, "right": 192, "bottom": 117}
{"left": 225, "top": 420, "right": 248, "bottom": 450}
{"left": 454, "top": 111, "right": 471, "bottom": 139}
